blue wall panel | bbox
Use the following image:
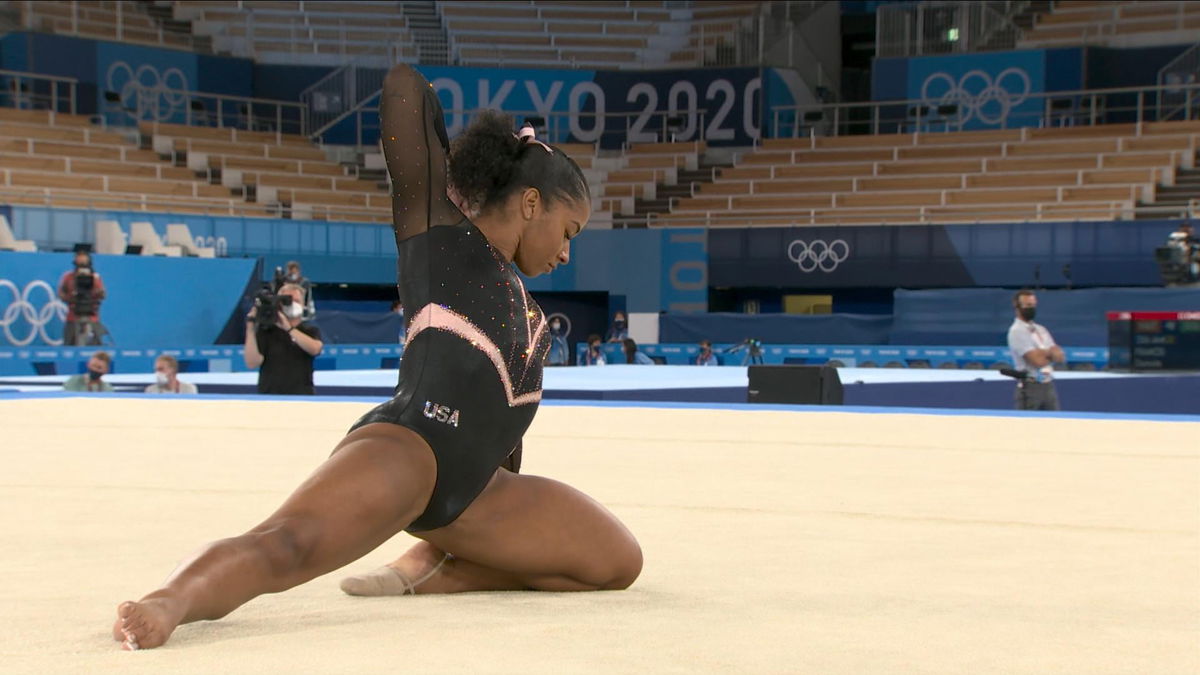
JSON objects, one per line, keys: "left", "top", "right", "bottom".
{"left": 0, "top": 251, "right": 256, "bottom": 347}
{"left": 709, "top": 220, "right": 1180, "bottom": 289}
{"left": 873, "top": 48, "right": 1085, "bottom": 130}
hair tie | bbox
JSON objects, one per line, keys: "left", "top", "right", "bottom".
{"left": 515, "top": 123, "right": 553, "bottom": 154}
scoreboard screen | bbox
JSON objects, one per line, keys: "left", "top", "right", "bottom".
{"left": 1107, "top": 311, "right": 1200, "bottom": 371}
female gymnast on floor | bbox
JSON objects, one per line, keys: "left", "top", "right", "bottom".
{"left": 113, "top": 64, "right": 642, "bottom": 651}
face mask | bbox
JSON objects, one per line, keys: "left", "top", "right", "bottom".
{"left": 551, "top": 322, "right": 561, "bottom": 331}
{"left": 284, "top": 303, "right": 304, "bottom": 319}
{"left": 155, "top": 372, "right": 170, "bottom": 386}
{"left": 288, "top": 273, "right": 299, "bottom": 281}
{"left": 614, "top": 320, "right": 625, "bottom": 328}
{"left": 1019, "top": 307, "right": 1036, "bottom": 322}
{"left": 87, "top": 368, "right": 103, "bottom": 381}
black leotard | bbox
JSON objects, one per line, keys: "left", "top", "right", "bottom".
{"left": 349, "top": 65, "right": 549, "bottom": 531}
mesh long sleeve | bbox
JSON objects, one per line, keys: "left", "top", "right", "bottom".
{"left": 380, "top": 65, "right": 463, "bottom": 242}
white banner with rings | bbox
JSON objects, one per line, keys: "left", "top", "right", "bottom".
{"left": 0, "top": 279, "right": 67, "bottom": 347}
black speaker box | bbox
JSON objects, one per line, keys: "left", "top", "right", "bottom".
{"left": 747, "top": 365, "right": 843, "bottom": 405}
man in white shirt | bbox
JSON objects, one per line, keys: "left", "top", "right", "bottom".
{"left": 1006, "top": 290, "right": 1064, "bottom": 410}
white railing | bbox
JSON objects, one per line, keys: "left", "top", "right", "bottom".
{"left": 13, "top": 0, "right": 196, "bottom": 50}
{"left": 1158, "top": 42, "right": 1200, "bottom": 123}
{"left": 340, "top": 104, "right": 722, "bottom": 152}
{"left": 101, "top": 86, "right": 307, "bottom": 137}
{"left": 0, "top": 68, "right": 77, "bottom": 114}
{"left": 768, "top": 82, "right": 1200, "bottom": 138}
{"left": 1021, "top": 5, "right": 1200, "bottom": 47}
{"left": 0, "top": 187, "right": 390, "bottom": 223}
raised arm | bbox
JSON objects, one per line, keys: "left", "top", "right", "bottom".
{"left": 380, "top": 65, "right": 463, "bottom": 242}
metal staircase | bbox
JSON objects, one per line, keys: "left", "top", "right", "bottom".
{"left": 137, "top": 0, "right": 213, "bottom": 53}
{"left": 401, "top": 1, "right": 450, "bottom": 65}
{"left": 612, "top": 160, "right": 732, "bottom": 229}
{"left": 1137, "top": 164, "right": 1200, "bottom": 220}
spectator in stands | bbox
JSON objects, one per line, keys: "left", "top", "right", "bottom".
{"left": 285, "top": 261, "right": 317, "bottom": 320}
{"left": 57, "top": 250, "right": 107, "bottom": 346}
{"left": 63, "top": 351, "right": 113, "bottom": 392}
{"left": 695, "top": 339, "right": 719, "bottom": 366}
{"left": 144, "top": 355, "right": 198, "bottom": 395}
{"left": 622, "top": 338, "right": 654, "bottom": 365}
{"left": 583, "top": 333, "right": 606, "bottom": 366}
{"left": 546, "top": 316, "right": 569, "bottom": 366}
{"left": 605, "top": 311, "right": 629, "bottom": 343}
{"left": 1006, "top": 289, "right": 1064, "bottom": 411}
{"left": 244, "top": 283, "right": 324, "bottom": 395}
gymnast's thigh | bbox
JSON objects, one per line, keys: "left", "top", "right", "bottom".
{"left": 413, "top": 469, "right": 641, "bottom": 589}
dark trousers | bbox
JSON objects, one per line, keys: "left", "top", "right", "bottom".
{"left": 1015, "top": 380, "right": 1061, "bottom": 411}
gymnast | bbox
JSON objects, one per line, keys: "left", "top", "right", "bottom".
{"left": 113, "top": 64, "right": 642, "bottom": 650}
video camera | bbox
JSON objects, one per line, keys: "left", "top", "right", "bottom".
{"left": 253, "top": 267, "right": 293, "bottom": 331}
{"left": 72, "top": 266, "right": 98, "bottom": 317}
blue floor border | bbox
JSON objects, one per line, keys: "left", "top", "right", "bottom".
{"left": 3, "top": 390, "right": 1198, "bottom": 423}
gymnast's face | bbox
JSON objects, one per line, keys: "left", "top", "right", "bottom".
{"left": 514, "top": 188, "right": 589, "bottom": 277}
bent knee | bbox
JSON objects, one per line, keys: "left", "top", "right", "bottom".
{"left": 597, "top": 540, "right": 643, "bottom": 591}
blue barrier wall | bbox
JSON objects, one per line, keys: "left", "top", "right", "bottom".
{"left": 709, "top": 220, "right": 1181, "bottom": 289}
{"left": 9, "top": 210, "right": 707, "bottom": 313}
{"left": 659, "top": 312, "right": 894, "bottom": 344}
{"left": 890, "top": 287, "right": 1200, "bottom": 346}
{"left": 0, "top": 344, "right": 401, "bottom": 377}
{"left": 0, "top": 251, "right": 256, "bottom": 347}
{"left": 575, "top": 342, "right": 1107, "bottom": 369}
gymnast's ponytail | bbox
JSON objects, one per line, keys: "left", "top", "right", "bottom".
{"left": 449, "top": 110, "right": 590, "bottom": 217}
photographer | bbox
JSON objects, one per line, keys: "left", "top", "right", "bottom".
{"left": 57, "top": 250, "right": 107, "bottom": 346}
{"left": 1006, "top": 289, "right": 1064, "bottom": 411}
{"left": 244, "top": 283, "right": 324, "bottom": 395}
{"left": 284, "top": 260, "right": 316, "bottom": 320}
{"left": 1165, "top": 223, "right": 1199, "bottom": 285}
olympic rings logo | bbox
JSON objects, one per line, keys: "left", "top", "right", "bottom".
{"left": 920, "top": 68, "right": 1031, "bottom": 127}
{"left": 105, "top": 61, "right": 190, "bottom": 122}
{"left": 0, "top": 279, "right": 67, "bottom": 347}
{"left": 787, "top": 239, "right": 849, "bottom": 273}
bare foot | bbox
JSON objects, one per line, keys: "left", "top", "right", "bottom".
{"left": 111, "top": 596, "right": 185, "bottom": 650}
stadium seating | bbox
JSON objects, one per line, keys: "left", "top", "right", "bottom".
{"left": 14, "top": 0, "right": 195, "bottom": 50}
{"left": 650, "top": 120, "right": 1200, "bottom": 227}
{"left": 1020, "top": 0, "right": 1200, "bottom": 48}
{"left": 179, "top": 1, "right": 418, "bottom": 61}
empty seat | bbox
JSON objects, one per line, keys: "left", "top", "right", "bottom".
{"left": 129, "top": 222, "right": 182, "bottom": 257}
{"left": 0, "top": 214, "right": 36, "bottom": 252}
{"left": 166, "top": 224, "right": 216, "bottom": 258}
{"left": 93, "top": 220, "right": 128, "bottom": 256}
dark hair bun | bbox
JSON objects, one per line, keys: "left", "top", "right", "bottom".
{"left": 448, "top": 110, "right": 523, "bottom": 215}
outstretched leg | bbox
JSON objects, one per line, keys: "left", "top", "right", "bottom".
{"left": 113, "top": 423, "right": 436, "bottom": 650}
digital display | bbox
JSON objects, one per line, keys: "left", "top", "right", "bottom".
{"left": 1107, "top": 312, "right": 1200, "bottom": 371}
